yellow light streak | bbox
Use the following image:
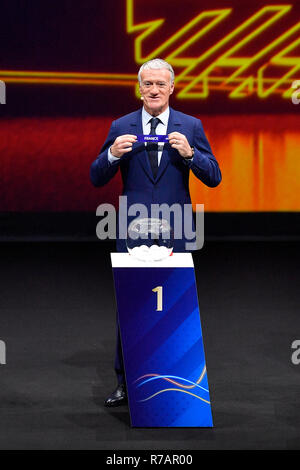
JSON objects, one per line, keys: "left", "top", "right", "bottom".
{"left": 0, "top": 3, "right": 298, "bottom": 100}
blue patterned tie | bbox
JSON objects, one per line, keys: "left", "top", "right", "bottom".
{"left": 147, "top": 117, "right": 160, "bottom": 178}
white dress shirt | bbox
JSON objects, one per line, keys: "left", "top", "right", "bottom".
{"left": 108, "top": 106, "right": 170, "bottom": 165}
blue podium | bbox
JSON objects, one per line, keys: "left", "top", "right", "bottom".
{"left": 111, "top": 253, "right": 213, "bottom": 427}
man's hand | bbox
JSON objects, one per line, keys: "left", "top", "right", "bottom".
{"left": 168, "top": 132, "right": 193, "bottom": 158}
{"left": 110, "top": 134, "right": 137, "bottom": 158}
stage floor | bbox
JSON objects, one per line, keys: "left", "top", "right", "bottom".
{"left": 0, "top": 240, "right": 299, "bottom": 449}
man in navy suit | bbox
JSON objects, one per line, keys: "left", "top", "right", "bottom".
{"left": 90, "top": 58, "right": 221, "bottom": 406}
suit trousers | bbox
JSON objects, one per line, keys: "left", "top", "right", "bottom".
{"left": 114, "top": 310, "right": 125, "bottom": 385}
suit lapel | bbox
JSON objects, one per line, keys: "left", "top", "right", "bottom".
{"left": 129, "top": 107, "right": 182, "bottom": 184}
{"left": 155, "top": 107, "right": 181, "bottom": 182}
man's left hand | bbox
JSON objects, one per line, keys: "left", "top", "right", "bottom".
{"left": 168, "top": 132, "right": 193, "bottom": 158}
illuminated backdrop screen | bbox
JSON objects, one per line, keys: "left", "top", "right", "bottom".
{"left": 1, "top": 0, "right": 299, "bottom": 212}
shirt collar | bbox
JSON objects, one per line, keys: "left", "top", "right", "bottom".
{"left": 142, "top": 106, "right": 170, "bottom": 127}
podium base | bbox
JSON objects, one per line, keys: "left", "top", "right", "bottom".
{"left": 111, "top": 253, "right": 213, "bottom": 428}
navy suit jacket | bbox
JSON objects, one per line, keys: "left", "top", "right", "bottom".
{"left": 90, "top": 107, "right": 221, "bottom": 252}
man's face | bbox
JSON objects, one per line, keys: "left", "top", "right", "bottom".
{"left": 139, "top": 68, "right": 174, "bottom": 116}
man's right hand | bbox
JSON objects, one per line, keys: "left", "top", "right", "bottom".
{"left": 110, "top": 135, "right": 137, "bottom": 158}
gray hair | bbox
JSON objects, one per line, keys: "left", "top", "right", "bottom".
{"left": 138, "top": 58, "right": 175, "bottom": 85}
